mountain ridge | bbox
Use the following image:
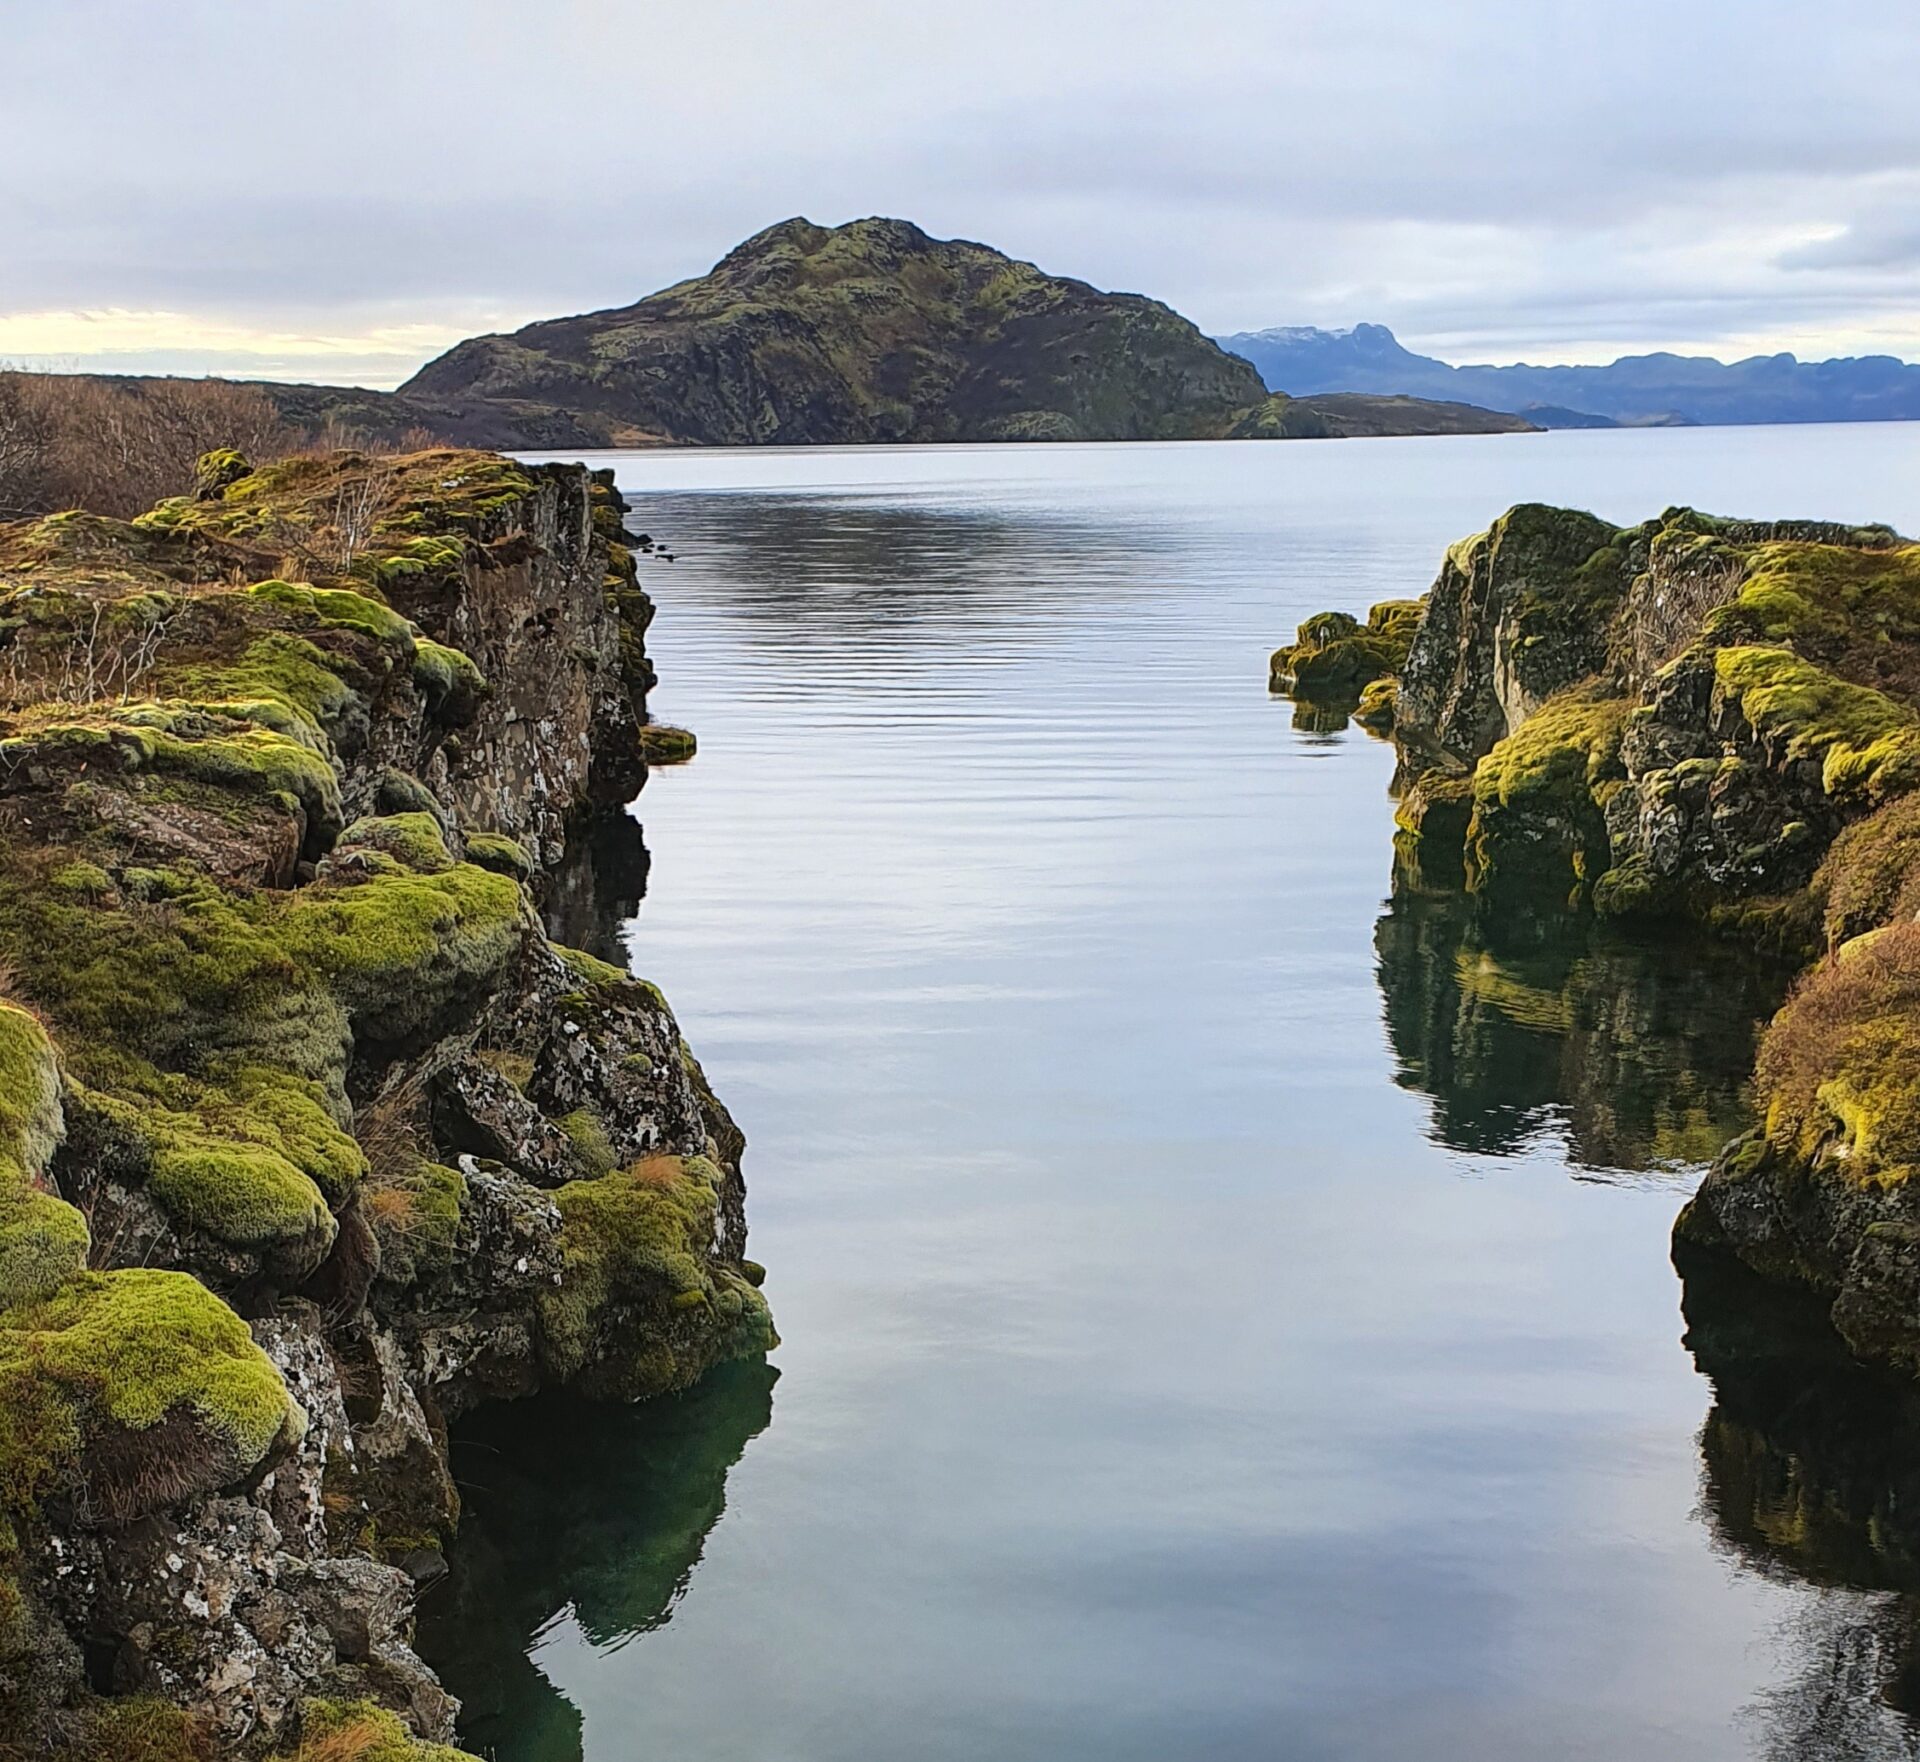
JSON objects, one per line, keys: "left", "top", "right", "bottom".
{"left": 1216, "top": 322, "right": 1920, "bottom": 427}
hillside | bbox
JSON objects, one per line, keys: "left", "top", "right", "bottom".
{"left": 1217, "top": 322, "right": 1920, "bottom": 427}
{"left": 400, "top": 216, "right": 1271, "bottom": 445}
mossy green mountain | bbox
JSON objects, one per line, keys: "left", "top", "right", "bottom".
{"left": 401, "top": 216, "right": 1268, "bottom": 444}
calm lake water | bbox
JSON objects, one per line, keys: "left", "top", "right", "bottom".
{"left": 422, "top": 427, "right": 1920, "bottom": 1762}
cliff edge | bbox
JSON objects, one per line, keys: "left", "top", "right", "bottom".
{"left": 0, "top": 449, "right": 773, "bottom": 1758}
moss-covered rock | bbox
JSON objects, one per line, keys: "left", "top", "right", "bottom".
{"left": 0, "top": 1005, "right": 87, "bottom": 1310}
{"left": 272, "top": 1698, "right": 480, "bottom": 1762}
{"left": 636, "top": 722, "right": 698, "bottom": 764}
{"left": 0, "top": 446, "right": 770, "bottom": 1750}
{"left": 1270, "top": 600, "right": 1423, "bottom": 699}
{"left": 540, "top": 1155, "right": 776, "bottom": 1401}
{"left": 1463, "top": 690, "right": 1628, "bottom": 903}
{"left": 0, "top": 1268, "right": 303, "bottom": 1531}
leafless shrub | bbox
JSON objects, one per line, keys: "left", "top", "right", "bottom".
{"left": 1626, "top": 550, "right": 1744, "bottom": 682}
{"left": 0, "top": 370, "right": 300, "bottom": 520}
{"left": 259, "top": 455, "right": 401, "bottom": 580}
{"left": 0, "top": 596, "right": 179, "bottom": 711}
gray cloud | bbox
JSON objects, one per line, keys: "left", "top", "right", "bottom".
{"left": 5, "top": 0, "right": 1918, "bottom": 379}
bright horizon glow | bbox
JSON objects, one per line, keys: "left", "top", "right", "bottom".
{"left": 6, "top": 0, "right": 1919, "bottom": 387}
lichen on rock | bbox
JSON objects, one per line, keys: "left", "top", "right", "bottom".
{"left": 0, "top": 448, "right": 772, "bottom": 1755}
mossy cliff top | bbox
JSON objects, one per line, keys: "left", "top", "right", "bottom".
{"left": 1271, "top": 501, "right": 1920, "bottom": 1373}
{"left": 0, "top": 449, "right": 768, "bottom": 1755}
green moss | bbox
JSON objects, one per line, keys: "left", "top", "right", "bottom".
{"left": 0, "top": 1004, "right": 88, "bottom": 1309}
{"left": 0, "top": 1269, "right": 303, "bottom": 1533}
{"left": 162, "top": 634, "right": 358, "bottom": 736}
{"left": 272, "top": 1698, "right": 480, "bottom": 1762}
{"left": 138, "top": 1066, "right": 362, "bottom": 1244}
{"left": 637, "top": 722, "right": 697, "bottom": 764}
{"left": 557, "top": 1108, "right": 617, "bottom": 1178}
{"left": 555, "top": 944, "right": 630, "bottom": 990}
{"left": 245, "top": 579, "right": 412, "bottom": 647}
{"left": 539, "top": 1155, "right": 775, "bottom": 1398}
{"left": 0, "top": 851, "right": 520, "bottom": 1256}
{"left": 3, "top": 699, "right": 352, "bottom": 843}
{"left": 1269, "top": 599, "right": 1422, "bottom": 698}
{"left": 364, "top": 1158, "right": 468, "bottom": 1290}
{"left": 365, "top": 535, "right": 467, "bottom": 589}
{"left": 335, "top": 813, "right": 453, "bottom": 875}
{"left": 1465, "top": 691, "right": 1628, "bottom": 901}
{"left": 1353, "top": 676, "right": 1398, "bottom": 733}
{"left": 1472, "top": 692, "right": 1627, "bottom": 813}
{"left": 37, "top": 1695, "right": 214, "bottom": 1762}
{"left": 1712, "top": 645, "right": 1920, "bottom": 803}
{"left": 410, "top": 639, "right": 486, "bottom": 719}
{"left": 1705, "top": 539, "right": 1920, "bottom": 661}
{"left": 193, "top": 449, "right": 253, "bottom": 501}
{"left": 463, "top": 831, "right": 531, "bottom": 879}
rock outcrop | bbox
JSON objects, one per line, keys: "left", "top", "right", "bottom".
{"left": 1273, "top": 502, "right": 1920, "bottom": 1376}
{"left": 0, "top": 450, "right": 773, "bottom": 1758}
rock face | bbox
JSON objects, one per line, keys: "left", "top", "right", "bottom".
{"left": 402, "top": 216, "right": 1270, "bottom": 446}
{"left": 1272, "top": 502, "right": 1920, "bottom": 1375}
{"left": 0, "top": 450, "right": 773, "bottom": 1758}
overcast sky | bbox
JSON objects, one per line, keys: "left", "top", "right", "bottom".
{"left": 6, "top": 0, "right": 1919, "bottom": 387}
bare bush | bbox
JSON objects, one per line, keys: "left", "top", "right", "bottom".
{"left": 0, "top": 371, "right": 300, "bottom": 520}
{"left": 0, "top": 596, "right": 179, "bottom": 712}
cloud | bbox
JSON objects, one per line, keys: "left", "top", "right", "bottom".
{"left": 5, "top": 0, "right": 1919, "bottom": 380}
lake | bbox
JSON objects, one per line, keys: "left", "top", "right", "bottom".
{"left": 419, "top": 426, "right": 1920, "bottom": 1762}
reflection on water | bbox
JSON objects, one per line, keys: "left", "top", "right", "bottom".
{"left": 418, "top": 1360, "right": 777, "bottom": 1762}
{"left": 1680, "top": 1247, "right": 1920, "bottom": 1758}
{"left": 541, "top": 809, "right": 651, "bottom": 966}
{"left": 1375, "top": 887, "right": 1793, "bottom": 1177}
{"left": 424, "top": 432, "right": 1920, "bottom": 1761}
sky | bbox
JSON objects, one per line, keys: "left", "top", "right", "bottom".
{"left": 5, "top": 0, "right": 1919, "bottom": 387}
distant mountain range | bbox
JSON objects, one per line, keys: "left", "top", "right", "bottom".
{"left": 1214, "top": 323, "right": 1920, "bottom": 428}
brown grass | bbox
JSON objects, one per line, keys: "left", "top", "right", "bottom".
{"left": 629, "top": 1153, "right": 685, "bottom": 1189}
{"left": 281, "top": 1717, "right": 389, "bottom": 1762}
{"left": 1756, "top": 920, "right": 1920, "bottom": 1180}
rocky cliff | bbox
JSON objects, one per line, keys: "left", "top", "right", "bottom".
{"left": 1271, "top": 503, "right": 1920, "bottom": 1376}
{"left": 0, "top": 449, "right": 773, "bottom": 1758}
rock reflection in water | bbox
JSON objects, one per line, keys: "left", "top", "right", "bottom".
{"left": 1680, "top": 1247, "right": 1920, "bottom": 1758}
{"left": 1374, "top": 886, "right": 1793, "bottom": 1175}
{"left": 416, "top": 1358, "right": 777, "bottom": 1762}
{"left": 541, "top": 809, "right": 652, "bottom": 967}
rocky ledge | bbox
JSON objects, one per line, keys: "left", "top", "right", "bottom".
{"left": 1272, "top": 502, "right": 1920, "bottom": 1374}
{"left": 0, "top": 449, "right": 774, "bottom": 1758}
